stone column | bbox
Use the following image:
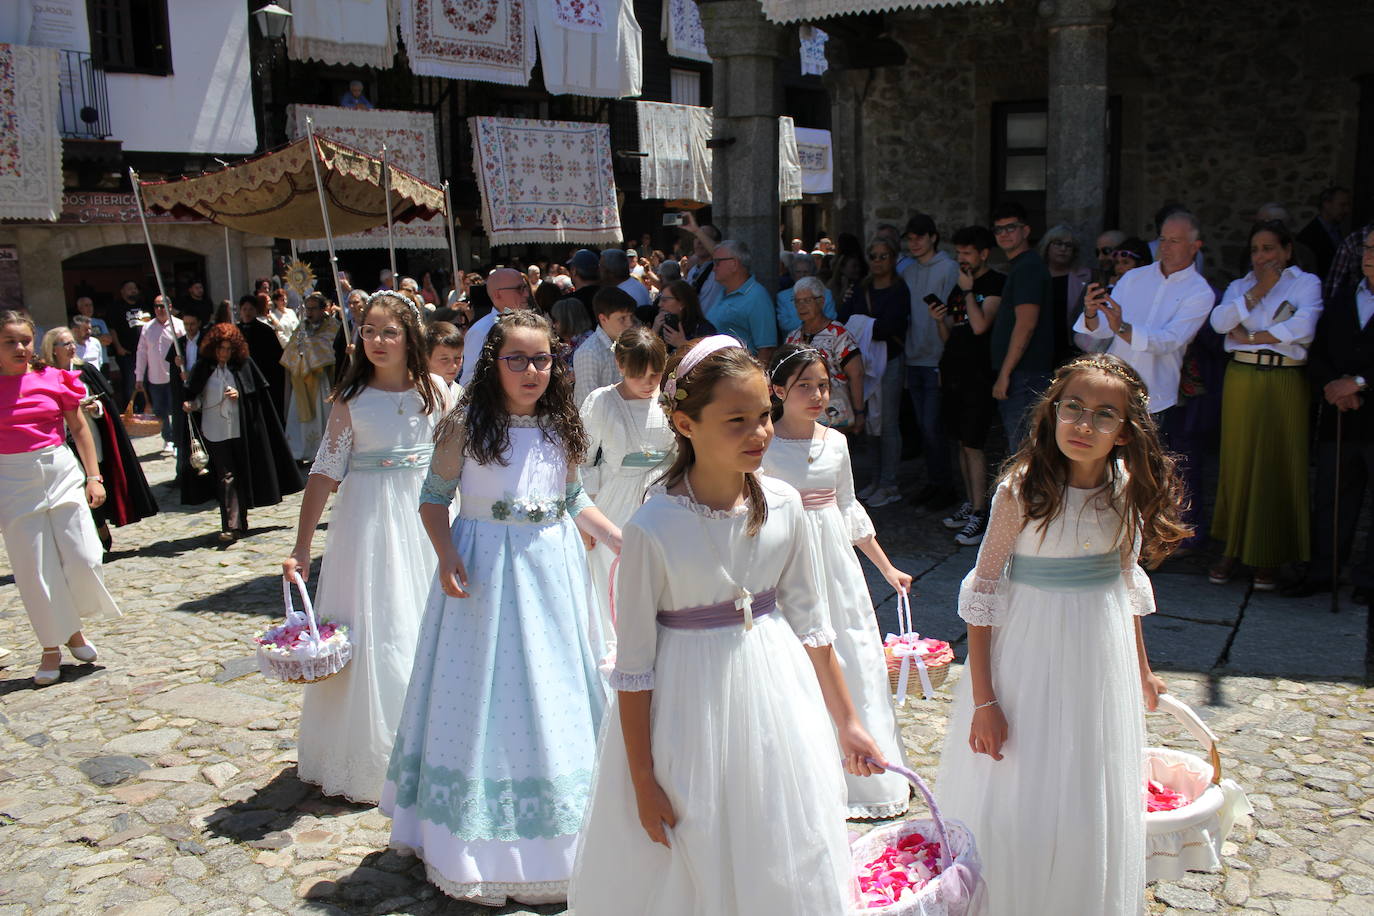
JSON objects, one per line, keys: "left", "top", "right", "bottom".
{"left": 699, "top": 0, "right": 788, "bottom": 297}
{"left": 1041, "top": 0, "right": 1114, "bottom": 241}
{"left": 823, "top": 67, "right": 868, "bottom": 242}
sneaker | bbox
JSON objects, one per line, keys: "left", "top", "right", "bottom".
{"left": 160, "top": 441, "right": 175, "bottom": 457}
{"left": 942, "top": 501, "right": 974, "bottom": 530}
{"left": 856, "top": 480, "right": 880, "bottom": 502}
{"left": 954, "top": 511, "right": 987, "bottom": 546}
{"left": 866, "top": 485, "right": 903, "bottom": 508}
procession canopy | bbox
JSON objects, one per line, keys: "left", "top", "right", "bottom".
{"left": 136, "top": 134, "right": 446, "bottom": 240}
{"left": 755, "top": 0, "right": 1001, "bottom": 25}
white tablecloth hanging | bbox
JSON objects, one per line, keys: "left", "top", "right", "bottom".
{"left": 779, "top": 116, "right": 803, "bottom": 204}
{"left": 760, "top": 0, "right": 1003, "bottom": 25}
{"left": 661, "top": 0, "right": 710, "bottom": 62}
{"left": 534, "top": 0, "right": 642, "bottom": 98}
{"left": 0, "top": 43, "right": 60, "bottom": 221}
{"left": 402, "top": 0, "right": 536, "bottom": 87}
{"left": 285, "top": 0, "right": 395, "bottom": 69}
{"left": 636, "top": 101, "right": 712, "bottom": 203}
{"left": 800, "top": 25, "right": 828, "bottom": 75}
{"left": 795, "top": 126, "right": 833, "bottom": 195}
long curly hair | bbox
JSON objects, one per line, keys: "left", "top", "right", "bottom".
{"left": 1002, "top": 353, "right": 1190, "bottom": 567}
{"left": 656, "top": 344, "right": 769, "bottom": 536}
{"left": 200, "top": 322, "right": 250, "bottom": 364}
{"left": 439, "top": 310, "right": 588, "bottom": 467}
{"left": 332, "top": 292, "right": 441, "bottom": 414}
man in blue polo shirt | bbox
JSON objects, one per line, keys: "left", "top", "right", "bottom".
{"left": 710, "top": 240, "right": 778, "bottom": 365}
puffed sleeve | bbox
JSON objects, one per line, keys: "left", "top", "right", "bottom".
{"left": 775, "top": 490, "right": 836, "bottom": 647}
{"left": 56, "top": 369, "right": 87, "bottom": 411}
{"left": 610, "top": 518, "right": 665, "bottom": 691}
{"left": 309, "top": 400, "right": 354, "bottom": 483}
{"left": 957, "top": 477, "right": 1024, "bottom": 627}
{"left": 419, "top": 408, "right": 465, "bottom": 508}
{"left": 1119, "top": 527, "right": 1156, "bottom": 617}
{"left": 833, "top": 432, "right": 875, "bottom": 542}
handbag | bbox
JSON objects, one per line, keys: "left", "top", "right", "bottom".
{"left": 120, "top": 400, "right": 161, "bottom": 438}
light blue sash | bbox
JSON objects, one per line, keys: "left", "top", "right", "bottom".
{"left": 348, "top": 445, "right": 433, "bottom": 472}
{"left": 620, "top": 450, "right": 669, "bottom": 468}
{"left": 1008, "top": 551, "right": 1119, "bottom": 591}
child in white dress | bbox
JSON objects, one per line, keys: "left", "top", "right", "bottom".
{"left": 383, "top": 310, "right": 622, "bottom": 905}
{"left": 570, "top": 336, "right": 886, "bottom": 916}
{"left": 579, "top": 327, "right": 674, "bottom": 650}
{"left": 282, "top": 292, "right": 451, "bottom": 804}
{"left": 935, "top": 353, "right": 1187, "bottom": 915}
{"left": 761, "top": 344, "right": 913, "bottom": 818}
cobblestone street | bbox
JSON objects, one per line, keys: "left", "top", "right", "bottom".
{"left": 0, "top": 437, "right": 1370, "bottom": 915}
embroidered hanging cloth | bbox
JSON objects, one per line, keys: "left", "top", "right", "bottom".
{"left": 794, "top": 126, "right": 833, "bottom": 194}
{"left": 470, "top": 116, "right": 622, "bottom": 246}
{"left": 286, "top": 0, "right": 396, "bottom": 69}
{"left": 403, "top": 0, "right": 536, "bottom": 87}
{"left": 661, "top": 0, "right": 709, "bottom": 62}
{"left": 286, "top": 105, "right": 447, "bottom": 251}
{"left": 799, "top": 25, "right": 828, "bottom": 75}
{"left": 778, "top": 116, "right": 802, "bottom": 204}
{"left": 0, "top": 44, "right": 61, "bottom": 221}
{"left": 758, "top": 0, "right": 1001, "bottom": 24}
{"left": 534, "top": 0, "right": 642, "bottom": 98}
{"left": 636, "top": 101, "right": 712, "bottom": 204}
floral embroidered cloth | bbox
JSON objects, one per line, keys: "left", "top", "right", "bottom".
{"left": 758, "top": 0, "right": 1002, "bottom": 25}
{"left": 403, "top": 0, "right": 536, "bottom": 87}
{"left": 778, "top": 116, "right": 803, "bottom": 203}
{"left": 799, "top": 25, "right": 828, "bottom": 75}
{"left": 794, "top": 126, "right": 833, "bottom": 195}
{"left": 470, "top": 116, "right": 622, "bottom": 246}
{"left": 636, "top": 101, "right": 712, "bottom": 203}
{"left": 553, "top": 0, "right": 606, "bottom": 32}
{"left": 286, "top": 0, "right": 396, "bottom": 69}
{"left": 0, "top": 44, "right": 61, "bottom": 221}
{"left": 661, "top": 0, "right": 709, "bottom": 62}
{"left": 534, "top": 0, "right": 642, "bottom": 98}
{"left": 286, "top": 105, "right": 447, "bottom": 251}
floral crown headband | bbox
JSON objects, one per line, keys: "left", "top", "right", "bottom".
{"left": 663, "top": 334, "right": 743, "bottom": 403}
{"left": 770, "top": 346, "right": 824, "bottom": 382}
{"left": 366, "top": 289, "right": 423, "bottom": 326}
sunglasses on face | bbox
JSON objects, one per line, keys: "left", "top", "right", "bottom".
{"left": 498, "top": 353, "right": 553, "bottom": 372}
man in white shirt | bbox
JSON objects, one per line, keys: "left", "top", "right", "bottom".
{"left": 71, "top": 315, "right": 105, "bottom": 371}
{"left": 459, "top": 268, "right": 530, "bottom": 387}
{"left": 1075, "top": 211, "right": 1215, "bottom": 420}
{"left": 134, "top": 295, "right": 186, "bottom": 455}
{"left": 601, "top": 249, "right": 651, "bottom": 310}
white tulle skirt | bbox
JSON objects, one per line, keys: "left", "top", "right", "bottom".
{"left": 570, "top": 613, "right": 855, "bottom": 916}
{"left": 935, "top": 580, "right": 1146, "bottom": 916}
{"left": 296, "top": 466, "right": 434, "bottom": 804}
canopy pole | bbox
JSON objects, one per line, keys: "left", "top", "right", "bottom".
{"left": 381, "top": 144, "right": 397, "bottom": 287}
{"left": 305, "top": 117, "right": 351, "bottom": 340}
{"left": 223, "top": 226, "right": 234, "bottom": 304}
{"left": 443, "top": 180, "right": 460, "bottom": 306}
{"left": 127, "top": 167, "right": 168, "bottom": 307}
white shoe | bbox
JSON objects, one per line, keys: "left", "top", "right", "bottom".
{"left": 160, "top": 441, "right": 175, "bottom": 457}
{"left": 34, "top": 651, "right": 61, "bottom": 687}
{"left": 856, "top": 480, "right": 880, "bottom": 502}
{"left": 69, "top": 640, "right": 97, "bottom": 663}
{"left": 942, "top": 501, "right": 974, "bottom": 530}
{"left": 866, "top": 486, "right": 902, "bottom": 508}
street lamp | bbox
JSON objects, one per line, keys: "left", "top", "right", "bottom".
{"left": 252, "top": 3, "right": 293, "bottom": 41}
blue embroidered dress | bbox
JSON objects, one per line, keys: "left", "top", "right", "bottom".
{"left": 381, "top": 412, "right": 606, "bottom": 905}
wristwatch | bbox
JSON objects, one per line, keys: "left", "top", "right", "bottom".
{"left": 1117, "top": 321, "right": 1132, "bottom": 338}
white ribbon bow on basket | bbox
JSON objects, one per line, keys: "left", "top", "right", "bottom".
{"left": 888, "top": 590, "right": 935, "bottom": 706}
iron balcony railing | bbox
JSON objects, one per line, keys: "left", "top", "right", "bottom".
{"left": 58, "top": 49, "right": 111, "bottom": 140}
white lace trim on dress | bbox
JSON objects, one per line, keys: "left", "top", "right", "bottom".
{"left": 798, "top": 625, "right": 836, "bottom": 648}
{"left": 1123, "top": 564, "right": 1156, "bottom": 616}
{"left": 958, "top": 573, "right": 1007, "bottom": 627}
{"left": 659, "top": 491, "right": 751, "bottom": 519}
{"left": 310, "top": 425, "right": 353, "bottom": 481}
{"left": 608, "top": 669, "right": 655, "bottom": 692}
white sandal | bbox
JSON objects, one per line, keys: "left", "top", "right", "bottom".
{"left": 34, "top": 651, "right": 61, "bottom": 686}
{"left": 69, "top": 640, "right": 97, "bottom": 663}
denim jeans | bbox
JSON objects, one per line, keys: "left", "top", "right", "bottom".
{"left": 906, "top": 365, "right": 952, "bottom": 487}
{"left": 870, "top": 357, "right": 905, "bottom": 488}
{"left": 146, "top": 381, "right": 174, "bottom": 443}
{"left": 998, "top": 369, "right": 1050, "bottom": 455}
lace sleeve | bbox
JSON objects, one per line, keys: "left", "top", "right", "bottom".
{"left": 420, "top": 409, "right": 466, "bottom": 509}
{"left": 833, "top": 432, "right": 875, "bottom": 542}
{"left": 1120, "top": 529, "right": 1156, "bottom": 616}
{"left": 309, "top": 400, "right": 354, "bottom": 482}
{"left": 957, "top": 478, "right": 1023, "bottom": 627}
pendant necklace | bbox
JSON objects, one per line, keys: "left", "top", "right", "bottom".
{"left": 614, "top": 387, "right": 665, "bottom": 459}
{"left": 381, "top": 387, "right": 409, "bottom": 414}
{"left": 683, "top": 471, "right": 761, "bottom": 630}
{"left": 807, "top": 423, "right": 826, "bottom": 464}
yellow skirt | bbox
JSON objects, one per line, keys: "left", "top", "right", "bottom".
{"left": 1210, "top": 360, "right": 1310, "bottom": 567}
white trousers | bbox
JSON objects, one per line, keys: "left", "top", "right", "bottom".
{"left": 0, "top": 445, "right": 121, "bottom": 646}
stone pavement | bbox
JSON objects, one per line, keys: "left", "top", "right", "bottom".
{"left": 0, "top": 436, "right": 1369, "bottom": 915}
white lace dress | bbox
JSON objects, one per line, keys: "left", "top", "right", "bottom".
{"left": 579, "top": 384, "right": 674, "bottom": 651}
{"left": 569, "top": 478, "right": 855, "bottom": 916}
{"left": 935, "top": 477, "right": 1154, "bottom": 916}
{"left": 761, "top": 430, "right": 910, "bottom": 818}
{"left": 296, "top": 383, "right": 450, "bottom": 804}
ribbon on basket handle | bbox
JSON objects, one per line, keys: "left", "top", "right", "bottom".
{"left": 282, "top": 571, "right": 323, "bottom": 645}
{"left": 863, "top": 758, "right": 977, "bottom": 908}
{"left": 889, "top": 590, "right": 934, "bottom": 705}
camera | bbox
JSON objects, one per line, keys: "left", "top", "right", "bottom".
{"left": 662, "top": 212, "right": 686, "bottom": 227}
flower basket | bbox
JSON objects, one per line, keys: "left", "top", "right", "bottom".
{"left": 255, "top": 572, "right": 352, "bottom": 684}
{"left": 883, "top": 591, "right": 952, "bottom": 705}
{"left": 120, "top": 401, "right": 161, "bottom": 438}
{"left": 1144, "top": 695, "right": 1252, "bottom": 882}
{"left": 849, "top": 761, "right": 986, "bottom": 915}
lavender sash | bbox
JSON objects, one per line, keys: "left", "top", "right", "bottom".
{"left": 797, "top": 487, "right": 837, "bottom": 511}
{"left": 657, "top": 588, "right": 777, "bottom": 630}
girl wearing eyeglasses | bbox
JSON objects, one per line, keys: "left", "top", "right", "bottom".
{"left": 383, "top": 310, "right": 620, "bottom": 905}
{"left": 935, "top": 353, "right": 1188, "bottom": 915}
{"left": 280, "top": 292, "right": 448, "bottom": 806}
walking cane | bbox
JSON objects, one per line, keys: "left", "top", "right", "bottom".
{"left": 1332, "top": 408, "right": 1342, "bottom": 615}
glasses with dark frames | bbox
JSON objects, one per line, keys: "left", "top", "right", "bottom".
{"left": 498, "top": 353, "right": 554, "bottom": 372}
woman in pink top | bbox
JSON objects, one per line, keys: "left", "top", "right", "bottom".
{"left": 0, "top": 310, "right": 121, "bottom": 686}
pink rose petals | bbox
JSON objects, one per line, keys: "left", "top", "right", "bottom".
{"left": 1146, "top": 779, "right": 1189, "bottom": 812}
{"left": 855, "top": 831, "right": 944, "bottom": 908}
{"left": 256, "top": 619, "right": 348, "bottom": 656}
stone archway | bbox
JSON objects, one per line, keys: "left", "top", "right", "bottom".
{"left": 62, "top": 243, "right": 207, "bottom": 315}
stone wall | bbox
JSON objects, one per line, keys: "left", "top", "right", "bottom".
{"left": 850, "top": 0, "right": 1373, "bottom": 286}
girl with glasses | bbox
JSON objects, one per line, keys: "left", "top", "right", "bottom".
{"left": 280, "top": 292, "right": 446, "bottom": 805}
{"left": 935, "top": 353, "right": 1188, "bottom": 915}
{"left": 385, "top": 310, "right": 620, "bottom": 905}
